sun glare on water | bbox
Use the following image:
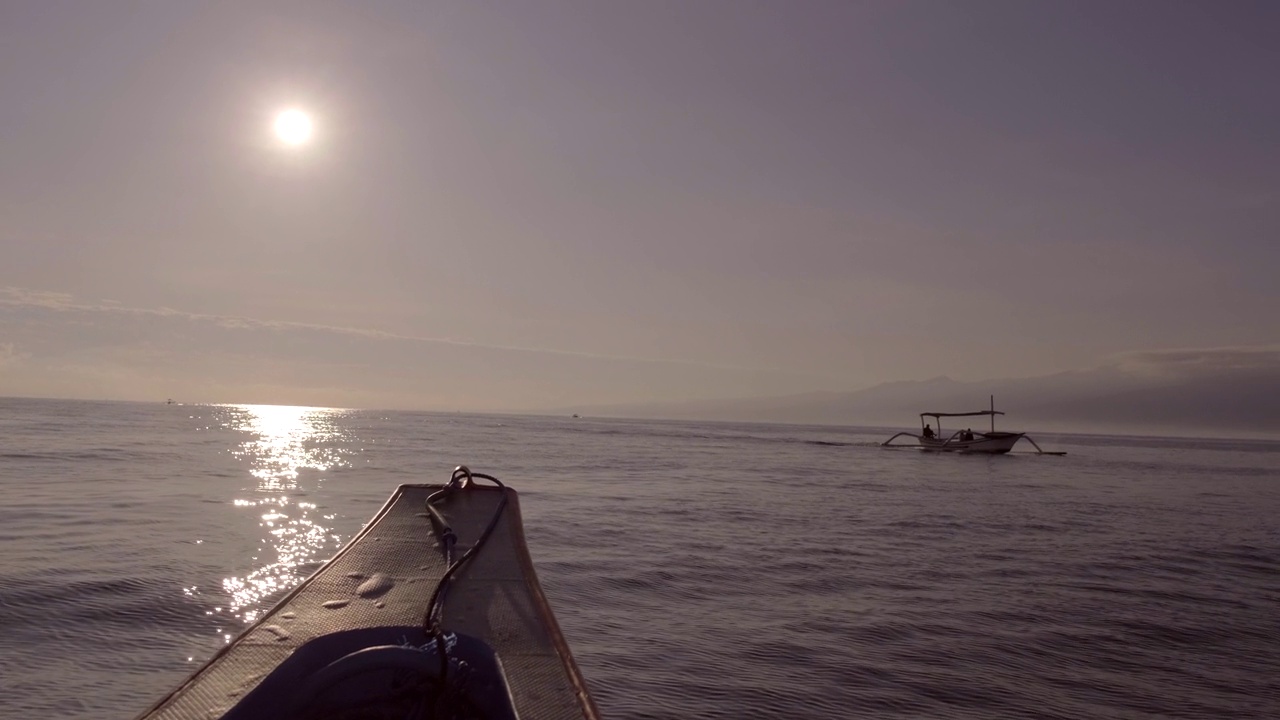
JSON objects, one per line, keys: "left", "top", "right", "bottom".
{"left": 273, "top": 109, "right": 314, "bottom": 146}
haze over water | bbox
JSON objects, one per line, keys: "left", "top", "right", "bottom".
{"left": 2, "top": 398, "right": 1278, "bottom": 718}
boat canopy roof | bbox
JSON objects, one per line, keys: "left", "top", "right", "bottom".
{"left": 920, "top": 410, "right": 1004, "bottom": 418}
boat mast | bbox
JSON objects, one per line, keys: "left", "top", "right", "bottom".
{"left": 990, "top": 395, "right": 995, "bottom": 432}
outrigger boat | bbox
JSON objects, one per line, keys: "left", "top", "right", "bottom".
{"left": 137, "top": 466, "right": 599, "bottom": 720}
{"left": 881, "top": 396, "right": 1063, "bottom": 455}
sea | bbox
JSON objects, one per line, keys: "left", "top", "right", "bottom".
{"left": 1, "top": 397, "right": 1278, "bottom": 719}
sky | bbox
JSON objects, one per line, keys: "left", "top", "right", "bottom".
{"left": 1, "top": 1, "right": 1277, "bottom": 412}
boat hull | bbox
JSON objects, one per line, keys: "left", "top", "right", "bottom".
{"left": 137, "top": 483, "right": 599, "bottom": 720}
{"left": 919, "top": 431, "right": 1024, "bottom": 454}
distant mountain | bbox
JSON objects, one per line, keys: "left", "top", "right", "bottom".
{"left": 555, "top": 348, "right": 1280, "bottom": 438}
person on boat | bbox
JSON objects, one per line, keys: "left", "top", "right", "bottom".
{"left": 962, "top": 428, "right": 974, "bottom": 441}
{"left": 922, "top": 423, "right": 935, "bottom": 439}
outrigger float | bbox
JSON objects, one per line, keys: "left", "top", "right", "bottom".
{"left": 881, "top": 396, "right": 1064, "bottom": 455}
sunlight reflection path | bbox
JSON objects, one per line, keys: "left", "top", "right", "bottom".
{"left": 219, "top": 405, "right": 351, "bottom": 626}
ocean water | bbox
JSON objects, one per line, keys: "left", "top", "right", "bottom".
{"left": 1, "top": 398, "right": 1278, "bottom": 719}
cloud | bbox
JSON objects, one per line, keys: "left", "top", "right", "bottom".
{"left": 0, "top": 286, "right": 765, "bottom": 372}
{"left": 575, "top": 342, "right": 1280, "bottom": 437}
{"left": 0, "top": 287, "right": 75, "bottom": 309}
{"left": 9, "top": 285, "right": 1273, "bottom": 422}
{"left": 1113, "top": 345, "right": 1280, "bottom": 378}
{"left": 0, "top": 342, "right": 28, "bottom": 369}
{"left": 0, "top": 286, "right": 814, "bottom": 408}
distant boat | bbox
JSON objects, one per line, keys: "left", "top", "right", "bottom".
{"left": 165, "top": 399, "right": 175, "bottom": 405}
{"left": 571, "top": 413, "right": 580, "bottom": 418}
{"left": 881, "top": 396, "right": 1064, "bottom": 455}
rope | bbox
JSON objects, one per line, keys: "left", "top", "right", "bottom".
{"left": 421, "top": 466, "right": 511, "bottom": 688}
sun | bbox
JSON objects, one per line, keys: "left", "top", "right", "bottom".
{"left": 273, "top": 109, "right": 314, "bottom": 146}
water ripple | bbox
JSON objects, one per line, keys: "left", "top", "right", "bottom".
{"left": 2, "top": 400, "right": 1279, "bottom": 719}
